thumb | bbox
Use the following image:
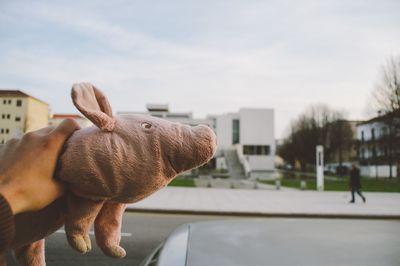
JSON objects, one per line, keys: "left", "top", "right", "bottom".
{"left": 48, "top": 119, "right": 81, "bottom": 152}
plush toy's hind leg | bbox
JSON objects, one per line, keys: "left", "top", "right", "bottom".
{"left": 14, "top": 239, "right": 45, "bottom": 266}
{"left": 65, "top": 194, "right": 104, "bottom": 254}
{"left": 0, "top": 252, "right": 6, "bottom": 266}
{"left": 94, "top": 202, "right": 127, "bottom": 258}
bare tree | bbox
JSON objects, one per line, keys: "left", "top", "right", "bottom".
{"left": 326, "top": 119, "right": 354, "bottom": 175}
{"left": 371, "top": 56, "right": 400, "bottom": 178}
{"left": 372, "top": 56, "right": 400, "bottom": 115}
{"left": 278, "top": 104, "right": 353, "bottom": 173}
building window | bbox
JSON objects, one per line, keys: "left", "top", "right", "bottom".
{"left": 0, "top": 129, "right": 3, "bottom": 134}
{"left": 8, "top": 100, "right": 11, "bottom": 104}
{"left": 15, "top": 117, "right": 21, "bottom": 122}
{"left": 232, "top": 119, "right": 240, "bottom": 144}
{"left": 16, "top": 100, "right": 22, "bottom": 107}
{"left": 5, "top": 129, "right": 9, "bottom": 134}
{"left": 6, "top": 114, "right": 10, "bottom": 119}
{"left": 361, "top": 131, "right": 364, "bottom": 142}
{"left": 243, "top": 145, "right": 270, "bottom": 155}
{"left": 3, "top": 100, "right": 6, "bottom": 104}
{"left": 1, "top": 114, "right": 4, "bottom": 119}
{"left": 371, "top": 128, "right": 375, "bottom": 140}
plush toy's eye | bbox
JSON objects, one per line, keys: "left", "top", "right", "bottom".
{"left": 141, "top": 122, "right": 152, "bottom": 129}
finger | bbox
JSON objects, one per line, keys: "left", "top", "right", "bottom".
{"left": 48, "top": 119, "right": 81, "bottom": 151}
{"left": 34, "top": 126, "right": 55, "bottom": 136}
{"left": 5, "top": 137, "right": 20, "bottom": 145}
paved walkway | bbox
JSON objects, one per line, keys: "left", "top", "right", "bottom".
{"left": 194, "top": 178, "right": 294, "bottom": 190}
{"left": 127, "top": 187, "right": 400, "bottom": 219}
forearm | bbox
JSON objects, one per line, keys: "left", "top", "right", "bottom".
{"left": 0, "top": 143, "right": 33, "bottom": 215}
{"left": 0, "top": 194, "right": 14, "bottom": 252}
{"left": 0, "top": 145, "right": 14, "bottom": 251}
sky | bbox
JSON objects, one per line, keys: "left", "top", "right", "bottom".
{"left": 0, "top": 0, "right": 399, "bottom": 138}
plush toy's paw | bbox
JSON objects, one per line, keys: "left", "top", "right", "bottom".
{"left": 101, "top": 245, "right": 126, "bottom": 258}
{"left": 67, "top": 234, "right": 92, "bottom": 254}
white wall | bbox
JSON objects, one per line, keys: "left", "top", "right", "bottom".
{"left": 240, "top": 108, "right": 275, "bottom": 171}
{"left": 216, "top": 113, "right": 239, "bottom": 149}
{"left": 239, "top": 108, "right": 274, "bottom": 148}
{"left": 360, "top": 165, "right": 397, "bottom": 178}
{"left": 216, "top": 108, "right": 275, "bottom": 172}
{"left": 247, "top": 155, "right": 274, "bottom": 171}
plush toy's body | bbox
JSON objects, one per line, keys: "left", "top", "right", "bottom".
{"left": 1, "top": 83, "right": 216, "bottom": 266}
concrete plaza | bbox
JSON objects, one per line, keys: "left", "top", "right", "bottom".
{"left": 127, "top": 187, "right": 400, "bottom": 219}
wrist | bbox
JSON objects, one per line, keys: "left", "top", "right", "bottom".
{"left": 0, "top": 183, "right": 29, "bottom": 215}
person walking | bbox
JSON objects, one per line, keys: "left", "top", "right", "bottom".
{"left": 349, "top": 164, "right": 366, "bottom": 203}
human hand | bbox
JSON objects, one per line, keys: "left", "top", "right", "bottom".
{"left": 0, "top": 119, "right": 80, "bottom": 215}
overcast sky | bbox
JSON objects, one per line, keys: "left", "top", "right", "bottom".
{"left": 1, "top": 0, "right": 399, "bottom": 138}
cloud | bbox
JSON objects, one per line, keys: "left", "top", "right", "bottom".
{"left": 0, "top": 0, "right": 400, "bottom": 138}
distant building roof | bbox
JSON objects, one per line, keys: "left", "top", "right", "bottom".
{"left": 0, "top": 89, "right": 48, "bottom": 105}
{"left": 358, "top": 112, "right": 400, "bottom": 125}
{"left": 52, "top": 114, "right": 84, "bottom": 119}
{"left": 146, "top": 104, "right": 169, "bottom": 112}
{"left": 165, "top": 113, "right": 192, "bottom": 119}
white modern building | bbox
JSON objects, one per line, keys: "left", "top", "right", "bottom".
{"left": 357, "top": 114, "right": 398, "bottom": 178}
{"left": 215, "top": 108, "right": 275, "bottom": 179}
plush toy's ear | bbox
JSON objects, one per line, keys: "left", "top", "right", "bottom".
{"left": 71, "top": 83, "right": 116, "bottom": 131}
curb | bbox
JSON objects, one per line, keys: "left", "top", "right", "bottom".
{"left": 125, "top": 208, "right": 400, "bottom": 220}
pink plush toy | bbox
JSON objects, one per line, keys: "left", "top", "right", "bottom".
{"left": 2, "top": 83, "right": 216, "bottom": 265}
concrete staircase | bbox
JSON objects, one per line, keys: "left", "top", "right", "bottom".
{"left": 224, "top": 149, "right": 245, "bottom": 179}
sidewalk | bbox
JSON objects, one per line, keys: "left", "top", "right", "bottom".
{"left": 127, "top": 187, "right": 400, "bottom": 219}
{"left": 194, "top": 178, "right": 294, "bottom": 190}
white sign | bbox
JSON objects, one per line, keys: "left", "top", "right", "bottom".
{"left": 316, "top": 145, "right": 324, "bottom": 191}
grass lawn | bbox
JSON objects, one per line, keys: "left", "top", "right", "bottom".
{"left": 260, "top": 178, "right": 400, "bottom": 192}
{"left": 167, "top": 178, "right": 196, "bottom": 187}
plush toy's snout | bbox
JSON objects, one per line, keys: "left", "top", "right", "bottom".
{"left": 164, "top": 124, "right": 217, "bottom": 174}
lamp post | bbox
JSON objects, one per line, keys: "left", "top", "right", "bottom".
{"left": 316, "top": 145, "right": 324, "bottom": 191}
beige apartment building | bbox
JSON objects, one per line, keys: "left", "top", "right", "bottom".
{"left": 0, "top": 90, "right": 49, "bottom": 144}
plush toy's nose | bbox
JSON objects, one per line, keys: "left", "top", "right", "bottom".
{"left": 165, "top": 123, "right": 217, "bottom": 176}
{"left": 192, "top": 124, "right": 217, "bottom": 158}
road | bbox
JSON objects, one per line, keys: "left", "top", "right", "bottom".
{"left": 4, "top": 212, "right": 400, "bottom": 266}
{"left": 5, "top": 212, "right": 229, "bottom": 266}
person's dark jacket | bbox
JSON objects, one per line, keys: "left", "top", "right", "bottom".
{"left": 349, "top": 168, "right": 361, "bottom": 189}
{"left": 0, "top": 194, "right": 15, "bottom": 252}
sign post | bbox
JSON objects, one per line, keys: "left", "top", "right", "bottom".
{"left": 316, "top": 145, "right": 324, "bottom": 191}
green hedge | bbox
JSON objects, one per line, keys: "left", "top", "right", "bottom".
{"left": 167, "top": 179, "right": 196, "bottom": 187}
